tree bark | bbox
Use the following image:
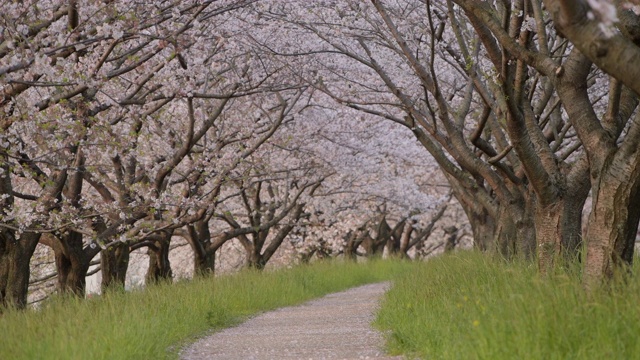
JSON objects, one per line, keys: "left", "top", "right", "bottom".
{"left": 360, "top": 233, "right": 384, "bottom": 258}
{"left": 447, "top": 176, "right": 500, "bottom": 253}
{"left": 397, "top": 220, "right": 414, "bottom": 258}
{"left": 494, "top": 205, "right": 518, "bottom": 259}
{"left": 343, "top": 230, "right": 363, "bottom": 261}
{"left": 361, "top": 216, "right": 390, "bottom": 258}
{"left": 246, "top": 248, "right": 267, "bottom": 270}
{"left": 100, "top": 242, "right": 129, "bottom": 292}
{"left": 465, "top": 206, "right": 496, "bottom": 252}
{"left": 535, "top": 192, "right": 588, "bottom": 273}
{"left": 51, "top": 231, "right": 91, "bottom": 297}
{"left": 584, "top": 159, "right": 640, "bottom": 285}
{"left": 183, "top": 221, "right": 217, "bottom": 276}
{"left": 146, "top": 231, "right": 173, "bottom": 284}
{"left": 386, "top": 219, "right": 405, "bottom": 257}
{"left": 516, "top": 193, "right": 537, "bottom": 260}
{"left": 0, "top": 232, "right": 41, "bottom": 309}
{"left": 181, "top": 220, "right": 236, "bottom": 277}
{"left": 194, "top": 249, "right": 216, "bottom": 275}
{"left": 443, "top": 226, "right": 459, "bottom": 253}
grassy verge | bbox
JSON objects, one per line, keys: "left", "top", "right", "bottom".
{"left": 1, "top": 259, "right": 411, "bottom": 360}
{"left": 376, "top": 251, "right": 640, "bottom": 359}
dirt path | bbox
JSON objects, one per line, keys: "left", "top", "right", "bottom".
{"left": 179, "top": 282, "right": 402, "bottom": 360}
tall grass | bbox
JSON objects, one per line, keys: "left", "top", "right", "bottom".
{"left": 0, "top": 259, "right": 411, "bottom": 360}
{"left": 376, "top": 251, "right": 640, "bottom": 359}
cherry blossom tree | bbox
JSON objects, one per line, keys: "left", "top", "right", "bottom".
{"left": 538, "top": 0, "right": 640, "bottom": 284}
{"left": 450, "top": 0, "right": 640, "bottom": 283}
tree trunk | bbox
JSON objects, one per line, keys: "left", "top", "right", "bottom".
{"left": 52, "top": 231, "right": 90, "bottom": 297}
{"left": 464, "top": 206, "right": 496, "bottom": 252}
{"left": 584, "top": 165, "right": 640, "bottom": 286}
{"left": 246, "top": 250, "right": 267, "bottom": 270}
{"left": 298, "top": 248, "right": 317, "bottom": 264}
{"left": 362, "top": 238, "right": 386, "bottom": 257}
{"left": 361, "top": 232, "right": 385, "bottom": 257}
{"left": 494, "top": 205, "right": 519, "bottom": 259}
{"left": 443, "top": 226, "right": 459, "bottom": 253}
{"left": 194, "top": 249, "right": 216, "bottom": 275}
{"left": 0, "top": 232, "right": 41, "bottom": 310}
{"left": 516, "top": 194, "right": 537, "bottom": 260}
{"left": 146, "top": 231, "right": 173, "bottom": 284}
{"left": 536, "top": 202, "right": 563, "bottom": 274}
{"left": 182, "top": 221, "right": 218, "bottom": 276}
{"left": 386, "top": 220, "right": 405, "bottom": 257}
{"left": 535, "top": 193, "right": 587, "bottom": 274}
{"left": 100, "top": 242, "right": 129, "bottom": 292}
{"left": 343, "top": 230, "right": 362, "bottom": 261}
{"left": 361, "top": 216, "right": 390, "bottom": 258}
{"left": 55, "top": 252, "right": 90, "bottom": 297}
{"left": 494, "top": 193, "right": 536, "bottom": 261}
{"left": 454, "top": 184, "right": 498, "bottom": 253}
{"left": 398, "top": 221, "right": 414, "bottom": 258}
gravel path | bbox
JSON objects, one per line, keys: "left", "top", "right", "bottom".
{"left": 180, "top": 282, "right": 402, "bottom": 360}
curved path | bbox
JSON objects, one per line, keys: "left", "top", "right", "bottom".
{"left": 180, "top": 282, "right": 402, "bottom": 360}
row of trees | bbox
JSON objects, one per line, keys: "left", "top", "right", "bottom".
{"left": 0, "top": 0, "right": 454, "bottom": 309}
{"left": 258, "top": 0, "right": 640, "bottom": 287}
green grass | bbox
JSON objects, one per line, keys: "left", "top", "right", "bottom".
{"left": 0, "top": 259, "right": 412, "bottom": 360}
{"left": 376, "top": 251, "right": 640, "bottom": 359}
